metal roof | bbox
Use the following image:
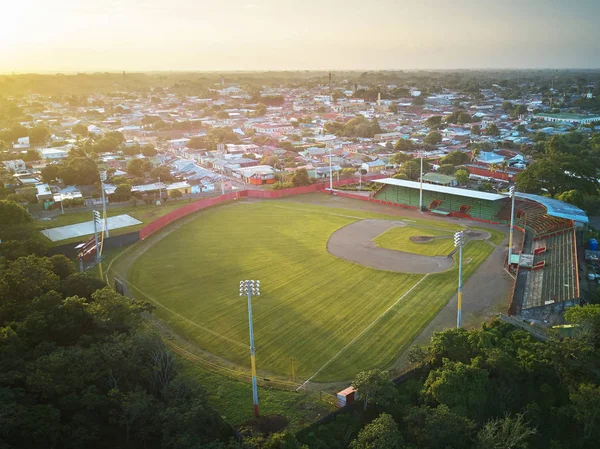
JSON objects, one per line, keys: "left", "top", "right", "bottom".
{"left": 374, "top": 178, "right": 506, "bottom": 201}
{"left": 515, "top": 192, "right": 589, "bottom": 224}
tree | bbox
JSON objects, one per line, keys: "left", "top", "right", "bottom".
{"left": 404, "top": 405, "right": 475, "bottom": 449}
{"left": 291, "top": 168, "right": 311, "bottom": 187}
{"left": 149, "top": 166, "right": 173, "bottom": 182}
{"left": 41, "top": 164, "right": 60, "bottom": 183}
{"left": 127, "top": 159, "right": 153, "bottom": 177}
{"left": 476, "top": 413, "right": 537, "bottom": 449}
{"left": 141, "top": 144, "right": 158, "bottom": 157}
{"left": 455, "top": 169, "right": 470, "bottom": 185}
{"left": 187, "top": 136, "right": 207, "bottom": 149}
{"left": 438, "top": 164, "right": 455, "bottom": 175}
{"left": 113, "top": 183, "right": 132, "bottom": 202}
{"left": 424, "top": 116, "right": 443, "bottom": 129}
{"left": 440, "top": 150, "right": 469, "bottom": 166}
{"left": 390, "top": 152, "right": 412, "bottom": 165}
{"left": 23, "top": 149, "right": 40, "bottom": 161}
{"left": 49, "top": 255, "right": 75, "bottom": 279}
{"left": 59, "top": 157, "right": 98, "bottom": 185}
{"left": 388, "top": 104, "right": 398, "bottom": 113}
{"left": 349, "top": 413, "right": 403, "bottom": 449}
{"left": 0, "top": 200, "right": 32, "bottom": 228}
{"left": 457, "top": 112, "right": 472, "bottom": 124}
{"left": 570, "top": 383, "right": 600, "bottom": 443}
{"left": 486, "top": 123, "right": 499, "bottom": 136}
{"left": 471, "top": 124, "right": 481, "bottom": 135}
{"left": 59, "top": 272, "right": 106, "bottom": 299}
{"left": 28, "top": 126, "right": 49, "bottom": 145}
{"left": 423, "top": 360, "right": 489, "bottom": 420}
{"left": 413, "top": 96, "right": 425, "bottom": 106}
{"left": 557, "top": 189, "right": 584, "bottom": 208}
{"left": 394, "top": 139, "right": 413, "bottom": 152}
{"left": 72, "top": 123, "right": 89, "bottom": 136}
{"left": 352, "top": 369, "right": 396, "bottom": 411}
{"left": 424, "top": 131, "right": 442, "bottom": 145}
{"left": 169, "top": 189, "right": 182, "bottom": 199}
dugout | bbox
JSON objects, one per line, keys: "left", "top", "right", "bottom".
{"left": 373, "top": 178, "right": 508, "bottom": 222}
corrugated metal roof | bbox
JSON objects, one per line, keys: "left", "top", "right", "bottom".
{"left": 374, "top": 178, "right": 506, "bottom": 201}
{"left": 515, "top": 192, "right": 589, "bottom": 224}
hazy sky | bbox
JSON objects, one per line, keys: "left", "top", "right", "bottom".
{"left": 1, "top": 0, "right": 599, "bottom": 72}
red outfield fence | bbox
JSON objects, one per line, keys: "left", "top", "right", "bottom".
{"left": 138, "top": 175, "right": 387, "bottom": 240}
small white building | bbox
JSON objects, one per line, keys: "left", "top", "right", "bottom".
{"left": 39, "top": 148, "right": 69, "bottom": 160}
{"left": 2, "top": 159, "right": 27, "bottom": 172}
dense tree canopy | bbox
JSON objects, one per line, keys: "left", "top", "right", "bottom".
{"left": 0, "top": 255, "right": 236, "bottom": 449}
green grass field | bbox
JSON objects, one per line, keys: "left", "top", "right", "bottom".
{"left": 124, "top": 200, "right": 494, "bottom": 382}
{"left": 374, "top": 226, "right": 456, "bottom": 256}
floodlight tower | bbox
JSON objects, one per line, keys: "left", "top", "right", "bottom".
{"left": 93, "top": 210, "right": 101, "bottom": 264}
{"left": 217, "top": 143, "right": 226, "bottom": 194}
{"left": 326, "top": 142, "right": 333, "bottom": 191}
{"left": 100, "top": 171, "right": 109, "bottom": 237}
{"left": 508, "top": 186, "right": 516, "bottom": 266}
{"left": 417, "top": 150, "right": 425, "bottom": 211}
{"left": 454, "top": 231, "right": 465, "bottom": 328}
{"left": 240, "top": 279, "right": 261, "bottom": 417}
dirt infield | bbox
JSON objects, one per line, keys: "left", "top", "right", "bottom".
{"left": 327, "top": 219, "right": 455, "bottom": 274}
{"left": 327, "top": 220, "right": 493, "bottom": 274}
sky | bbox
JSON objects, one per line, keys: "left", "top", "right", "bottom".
{"left": 1, "top": 0, "right": 599, "bottom": 72}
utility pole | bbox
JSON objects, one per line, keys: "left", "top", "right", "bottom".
{"left": 508, "top": 186, "right": 516, "bottom": 266}
{"left": 454, "top": 231, "right": 465, "bottom": 328}
{"left": 239, "top": 280, "right": 261, "bottom": 417}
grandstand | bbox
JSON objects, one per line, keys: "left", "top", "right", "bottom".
{"left": 372, "top": 178, "right": 587, "bottom": 317}
{"left": 373, "top": 179, "right": 508, "bottom": 222}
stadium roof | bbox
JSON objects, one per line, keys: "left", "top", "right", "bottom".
{"left": 374, "top": 178, "right": 506, "bottom": 201}
{"left": 515, "top": 192, "right": 589, "bottom": 224}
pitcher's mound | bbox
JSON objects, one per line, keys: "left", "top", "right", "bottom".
{"left": 409, "top": 235, "right": 434, "bottom": 243}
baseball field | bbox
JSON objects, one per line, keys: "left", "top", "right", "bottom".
{"left": 123, "top": 199, "right": 497, "bottom": 382}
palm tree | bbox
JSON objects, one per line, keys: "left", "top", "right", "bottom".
{"left": 471, "top": 148, "right": 481, "bottom": 163}
{"left": 500, "top": 160, "right": 509, "bottom": 181}
{"left": 489, "top": 163, "right": 499, "bottom": 178}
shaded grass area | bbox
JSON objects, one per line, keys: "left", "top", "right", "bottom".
{"left": 125, "top": 201, "right": 493, "bottom": 382}
{"left": 36, "top": 200, "right": 197, "bottom": 246}
{"left": 179, "top": 359, "right": 334, "bottom": 430}
{"left": 469, "top": 226, "right": 506, "bottom": 245}
{"left": 374, "top": 226, "right": 455, "bottom": 256}
{"left": 320, "top": 240, "right": 494, "bottom": 380}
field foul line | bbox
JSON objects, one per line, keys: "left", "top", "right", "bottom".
{"left": 116, "top": 272, "right": 249, "bottom": 350}
{"left": 297, "top": 274, "right": 430, "bottom": 389}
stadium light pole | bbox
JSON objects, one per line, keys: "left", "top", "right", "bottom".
{"left": 240, "top": 279, "right": 261, "bottom": 417}
{"left": 454, "top": 231, "right": 465, "bottom": 328}
{"left": 93, "top": 210, "right": 101, "bottom": 264}
{"left": 418, "top": 150, "right": 424, "bottom": 212}
{"left": 508, "top": 186, "right": 516, "bottom": 267}
{"left": 327, "top": 142, "right": 333, "bottom": 191}
{"left": 100, "top": 171, "right": 109, "bottom": 238}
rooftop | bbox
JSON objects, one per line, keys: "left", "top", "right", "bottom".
{"left": 535, "top": 113, "right": 600, "bottom": 120}
{"left": 374, "top": 178, "right": 506, "bottom": 201}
